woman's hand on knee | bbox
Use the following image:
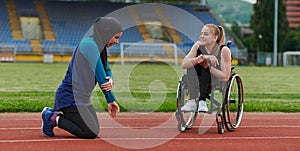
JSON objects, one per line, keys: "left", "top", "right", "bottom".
{"left": 204, "top": 55, "right": 219, "bottom": 67}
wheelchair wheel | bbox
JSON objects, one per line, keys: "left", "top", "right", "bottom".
{"left": 216, "top": 113, "right": 224, "bottom": 134}
{"left": 176, "top": 80, "right": 198, "bottom": 132}
{"left": 222, "top": 73, "right": 244, "bottom": 132}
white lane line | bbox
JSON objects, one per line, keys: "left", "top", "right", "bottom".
{"left": 1, "top": 136, "right": 300, "bottom": 143}
{"left": 1, "top": 116, "right": 300, "bottom": 120}
{"left": 1, "top": 125, "right": 300, "bottom": 130}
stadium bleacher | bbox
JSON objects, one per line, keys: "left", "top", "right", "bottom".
{"left": 0, "top": 0, "right": 33, "bottom": 53}
{"left": 0, "top": 0, "right": 12, "bottom": 43}
{"left": 0, "top": 0, "right": 226, "bottom": 61}
{"left": 15, "top": 0, "right": 38, "bottom": 16}
{"left": 43, "top": 1, "right": 137, "bottom": 53}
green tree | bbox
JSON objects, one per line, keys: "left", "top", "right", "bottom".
{"left": 283, "top": 26, "right": 300, "bottom": 51}
{"left": 250, "top": 0, "right": 289, "bottom": 52}
{"left": 231, "top": 21, "right": 243, "bottom": 40}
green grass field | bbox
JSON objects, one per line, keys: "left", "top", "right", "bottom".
{"left": 0, "top": 62, "right": 300, "bottom": 112}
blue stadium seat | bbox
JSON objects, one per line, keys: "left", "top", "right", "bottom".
{"left": 15, "top": 0, "right": 38, "bottom": 16}
{"left": 0, "top": 0, "right": 222, "bottom": 56}
{"left": 0, "top": 0, "right": 12, "bottom": 42}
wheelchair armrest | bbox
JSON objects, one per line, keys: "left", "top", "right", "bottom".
{"left": 231, "top": 66, "right": 235, "bottom": 71}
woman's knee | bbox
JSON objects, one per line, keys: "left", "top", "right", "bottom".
{"left": 78, "top": 128, "right": 99, "bottom": 139}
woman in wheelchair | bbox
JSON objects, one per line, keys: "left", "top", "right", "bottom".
{"left": 181, "top": 24, "right": 232, "bottom": 112}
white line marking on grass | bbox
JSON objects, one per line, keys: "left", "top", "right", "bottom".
{"left": 0, "top": 90, "right": 56, "bottom": 92}
{"left": 2, "top": 89, "right": 300, "bottom": 94}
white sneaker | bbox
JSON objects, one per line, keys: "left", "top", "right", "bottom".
{"left": 181, "top": 99, "right": 197, "bottom": 112}
{"left": 198, "top": 100, "right": 208, "bottom": 112}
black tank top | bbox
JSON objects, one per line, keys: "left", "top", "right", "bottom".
{"left": 193, "top": 45, "right": 226, "bottom": 74}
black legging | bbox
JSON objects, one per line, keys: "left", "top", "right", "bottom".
{"left": 58, "top": 105, "right": 99, "bottom": 139}
{"left": 186, "top": 66, "right": 211, "bottom": 101}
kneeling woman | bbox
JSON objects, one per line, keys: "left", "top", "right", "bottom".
{"left": 41, "top": 17, "right": 122, "bottom": 138}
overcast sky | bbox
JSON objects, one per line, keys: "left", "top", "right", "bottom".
{"left": 241, "top": 0, "right": 257, "bottom": 4}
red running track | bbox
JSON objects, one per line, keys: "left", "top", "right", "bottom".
{"left": 0, "top": 112, "right": 299, "bottom": 151}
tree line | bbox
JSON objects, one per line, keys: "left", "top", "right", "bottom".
{"left": 232, "top": 0, "right": 300, "bottom": 53}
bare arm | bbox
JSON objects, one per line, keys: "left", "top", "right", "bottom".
{"left": 209, "top": 47, "right": 231, "bottom": 82}
{"left": 182, "top": 41, "right": 206, "bottom": 69}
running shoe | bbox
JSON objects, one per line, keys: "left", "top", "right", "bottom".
{"left": 41, "top": 107, "right": 55, "bottom": 137}
{"left": 198, "top": 100, "right": 208, "bottom": 112}
{"left": 181, "top": 99, "right": 197, "bottom": 112}
{"left": 46, "top": 107, "right": 54, "bottom": 112}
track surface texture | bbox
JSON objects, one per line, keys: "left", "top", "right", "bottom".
{"left": 0, "top": 112, "right": 299, "bottom": 151}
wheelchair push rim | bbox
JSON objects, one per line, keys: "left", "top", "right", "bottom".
{"left": 223, "top": 73, "right": 244, "bottom": 132}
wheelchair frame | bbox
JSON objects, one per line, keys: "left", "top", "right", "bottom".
{"left": 175, "top": 41, "right": 244, "bottom": 134}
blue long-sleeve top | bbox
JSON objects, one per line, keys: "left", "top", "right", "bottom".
{"left": 54, "top": 37, "right": 116, "bottom": 111}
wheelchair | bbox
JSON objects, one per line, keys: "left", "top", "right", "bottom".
{"left": 175, "top": 41, "right": 244, "bottom": 134}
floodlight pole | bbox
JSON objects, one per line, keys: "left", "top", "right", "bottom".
{"left": 273, "top": 0, "right": 278, "bottom": 66}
